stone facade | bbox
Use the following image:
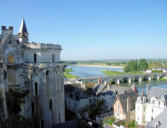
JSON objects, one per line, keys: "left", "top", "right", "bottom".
{"left": 0, "top": 19, "right": 65, "bottom": 128}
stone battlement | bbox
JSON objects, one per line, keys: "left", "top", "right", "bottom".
{"left": 24, "top": 42, "right": 62, "bottom": 50}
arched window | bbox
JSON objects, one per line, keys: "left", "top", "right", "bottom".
{"left": 46, "top": 70, "right": 49, "bottom": 76}
{"left": 8, "top": 54, "right": 15, "bottom": 63}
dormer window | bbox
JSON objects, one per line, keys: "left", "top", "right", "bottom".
{"left": 152, "top": 99, "right": 155, "bottom": 104}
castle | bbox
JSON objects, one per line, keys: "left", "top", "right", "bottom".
{"left": 0, "top": 19, "right": 65, "bottom": 128}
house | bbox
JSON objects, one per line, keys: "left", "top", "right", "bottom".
{"left": 98, "top": 90, "right": 116, "bottom": 112}
{"left": 93, "top": 78, "right": 132, "bottom": 95}
{"left": 110, "top": 85, "right": 133, "bottom": 95}
{"left": 146, "top": 69, "right": 152, "bottom": 73}
{"left": 146, "top": 108, "right": 167, "bottom": 128}
{"left": 66, "top": 89, "right": 97, "bottom": 113}
{"left": 135, "top": 87, "right": 167, "bottom": 125}
{"left": 113, "top": 91, "right": 138, "bottom": 120}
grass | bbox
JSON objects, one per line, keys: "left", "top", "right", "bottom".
{"left": 104, "top": 117, "right": 116, "bottom": 126}
{"left": 102, "top": 70, "right": 145, "bottom": 77}
{"left": 64, "top": 68, "right": 78, "bottom": 79}
{"left": 102, "top": 70, "right": 125, "bottom": 76}
{"left": 160, "top": 77, "right": 167, "bottom": 81}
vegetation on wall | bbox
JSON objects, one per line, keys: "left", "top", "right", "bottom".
{"left": 0, "top": 89, "right": 32, "bottom": 128}
{"left": 87, "top": 100, "right": 105, "bottom": 119}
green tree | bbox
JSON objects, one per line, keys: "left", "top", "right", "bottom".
{"left": 124, "top": 59, "right": 148, "bottom": 73}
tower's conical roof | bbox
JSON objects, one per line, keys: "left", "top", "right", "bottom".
{"left": 19, "top": 18, "right": 28, "bottom": 34}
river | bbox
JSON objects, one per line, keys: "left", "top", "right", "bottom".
{"left": 67, "top": 65, "right": 167, "bottom": 92}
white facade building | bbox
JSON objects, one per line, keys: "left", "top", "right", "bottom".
{"left": 135, "top": 88, "right": 167, "bottom": 125}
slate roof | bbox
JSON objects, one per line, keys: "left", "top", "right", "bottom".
{"left": 147, "top": 87, "right": 167, "bottom": 102}
{"left": 109, "top": 85, "right": 132, "bottom": 94}
{"left": 92, "top": 84, "right": 106, "bottom": 95}
{"left": 54, "top": 120, "right": 78, "bottom": 128}
{"left": 100, "top": 90, "right": 116, "bottom": 97}
{"left": 71, "top": 88, "right": 89, "bottom": 100}
{"left": 19, "top": 18, "right": 28, "bottom": 34}
{"left": 118, "top": 92, "right": 138, "bottom": 114}
{"left": 147, "top": 109, "right": 167, "bottom": 128}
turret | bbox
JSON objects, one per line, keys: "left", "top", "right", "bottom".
{"left": 1, "top": 26, "right": 13, "bottom": 38}
{"left": 18, "top": 18, "right": 28, "bottom": 43}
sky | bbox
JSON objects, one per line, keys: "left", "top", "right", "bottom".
{"left": 1, "top": 0, "right": 167, "bottom": 60}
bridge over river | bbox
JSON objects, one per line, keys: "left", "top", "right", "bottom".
{"left": 77, "top": 72, "right": 167, "bottom": 84}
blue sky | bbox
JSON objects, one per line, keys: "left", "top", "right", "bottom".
{"left": 1, "top": 0, "right": 167, "bottom": 60}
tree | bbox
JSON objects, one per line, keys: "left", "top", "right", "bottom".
{"left": 124, "top": 59, "right": 148, "bottom": 73}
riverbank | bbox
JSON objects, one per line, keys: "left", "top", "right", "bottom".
{"left": 75, "top": 64, "right": 124, "bottom": 68}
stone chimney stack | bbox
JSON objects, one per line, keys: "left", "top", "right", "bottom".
{"left": 127, "top": 96, "right": 131, "bottom": 112}
{"left": 98, "top": 77, "right": 101, "bottom": 85}
{"left": 1, "top": 26, "right": 13, "bottom": 37}
{"left": 104, "top": 81, "right": 107, "bottom": 85}
{"left": 146, "top": 84, "right": 149, "bottom": 94}
{"left": 133, "top": 86, "right": 137, "bottom": 92}
{"left": 107, "top": 84, "right": 110, "bottom": 91}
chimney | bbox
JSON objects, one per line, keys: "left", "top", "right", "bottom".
{"left": 104, "top": 81, "right": 107, "bottom": 85}
{"left": 127, "top": 96, "right": 131, "bottom": 112}
{"left": 146, "top": 84, "right": 149, "bottom": 94}
{"left": 98, "top": 77, "right": 101, "bottom": 84}
{"left": 107, "top": 84, "right": 110, "bottom": 91}
{"left": 133, "top": 86, "right": 137, "bottom": 92}
{"left": 9, "top": 26, "right": 13, "bottom": 30}
{"left": 1, "top": 26, "right": 6, "bottom": 30}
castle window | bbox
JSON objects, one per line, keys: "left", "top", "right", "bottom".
{"left": 4, "top": 71, "right": 7, "bottom": 80}
{"left": 9, "top": 41, "right": 11, "bottom": 44}
{"left": 59, "top": 113, "right": 61, "bottom": 122}
{"left": 32, "top": 102, "right": 34, "bottom": 115}
{"left": 35, "top": 82, "right": 38, "bottom": 95}
{"left": 52, "top": 54, "right": 55, "bottom": 62}
{"left": 49, "top": 99, "right": 53, "bottom": 111}
{"left": 46, "top": 70, "right": 49, "bottom": 76}
{"left": 34, "top": 53, "right": 37, "bottom": 63}
{"left": 7, "top": 54, "right": 15, "bottom": 63}
{"left": 41, "top": 120, "right": 44, "bottom": 128}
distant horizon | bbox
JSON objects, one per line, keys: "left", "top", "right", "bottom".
{"left": 63, "top": 58, "right": 167, "bottom": 61}
{"left": 1, "top": 0, "right": 167, "bottom": 60}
